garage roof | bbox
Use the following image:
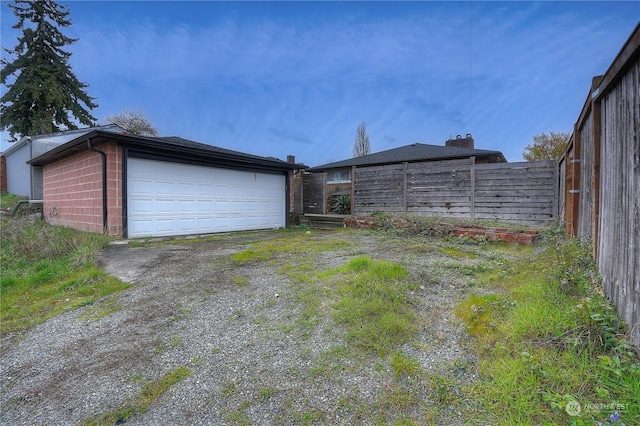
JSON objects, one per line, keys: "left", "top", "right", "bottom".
{"left": 28, "top": 130, "right": 305, "bottom": 172}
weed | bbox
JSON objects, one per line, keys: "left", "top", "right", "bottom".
{"left": 221, "top": 380, "right": 237, "bottom": 397}
{"left": 310, "top": 345, "right": 351, "bottom": 378}
{"left": 79, "top": 296, "right": 123, "bottom": 321}
{"left": 376, "top": 385, "right": 417, "bottom": 411}
{"left": 454, "top": 293, "right": 511, "bottom": 336}
{"left": 290, "top": 408, "right": 326, "bottom": 425}
{"left": 189, "top": 355, "right": 203, "bottom": 365}
{"left": 232, "top": 275, "right": 250, "bottom": 286}
{"left": 427, "top": 372, "right": 458, "bottom": 405}
{"left": 82, "top": 366, "right": 192, "bottom": 425}
{"left": 332, "top": 256, "right": 417, "bottom": 357}
{"left": 225, "top": 409, "right": 251, "bottom": 426}
{"left": 231, "top": 249, "right": 272, "bottom": 262}
{"left": 154, "top": 337, "right": 181, "bottom": 354}
{"left": 257, "top": 386, "right": 277, "bottom": 402}
{"left": 390, "top": 351, "right": 422, "bottom": 378}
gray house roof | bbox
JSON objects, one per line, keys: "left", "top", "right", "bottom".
{"left": 29, "top": 130, "right": 305, "bottom": 172}
{"left": 2, "top": 124, "right": 124, "bottom": 158}
{"left": 309, "top": 143, "right": 506, "bottom": 172}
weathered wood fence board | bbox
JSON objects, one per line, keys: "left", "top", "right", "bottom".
{"left": 352, "top": 159, "right": 556, "bottom": 225}
{"left": 597, "top": 56, "right": 640, "bottom": 349}
{"left": 302, "top": 172, "right": 325, "bottom": 214}
{"left": 560, "top": 23, "right": 639, "bottom": 348}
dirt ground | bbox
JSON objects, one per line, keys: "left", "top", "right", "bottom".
{"left": 1, "top": 229, "right": 485, "bottom": 425}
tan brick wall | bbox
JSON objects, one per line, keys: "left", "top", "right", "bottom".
{"left": 43, "top": 142, "right": 123, "bottom": 236}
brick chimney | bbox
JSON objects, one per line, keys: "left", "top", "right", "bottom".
{"left": 446, "top": 134, "right": 474, "bottom": 149}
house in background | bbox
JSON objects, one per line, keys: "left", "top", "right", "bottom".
{"left": 304, "top": 135, "right": 507, "bottom": 214}
{"left": 29, "top": 129, "right": 302, "bottom": 238}
{"left": 1, "top": 124, "right": 123, "bottom": 199}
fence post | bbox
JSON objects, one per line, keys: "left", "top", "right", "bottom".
{"left": 591, "top": 99, "right": 602, "bottom": 259}
{"left": 351, "top": 166, "right": 357, "bottom": 215}
{"left": 470, "top": 156, "right": 476, "bottom": 220}
{"left": 553, "top": 160, "right": 559, "bottom": 219}
{"left": 402, "top": 162, "right": 408, "bottom": 213}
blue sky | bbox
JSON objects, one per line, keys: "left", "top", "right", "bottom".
{"left": 1, "top": 1, "right": 638, "bottom": 165}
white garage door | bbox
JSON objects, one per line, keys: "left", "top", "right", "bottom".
{"left": 127, "top": 158, "right": 286, "bottom": 238}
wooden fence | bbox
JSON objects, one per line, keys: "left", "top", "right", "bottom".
{"left": 559, "top": 23, "right": 639, "bottom": 348}
{"left": 353, "top": 158, "right": 557, "bottom": 225}
{"left": 302, "top": 172, "right": 325, "bottom": 214}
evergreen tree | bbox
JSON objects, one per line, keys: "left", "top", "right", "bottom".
{"left": 1, "top": 0, "right": 97, "bottom": 140}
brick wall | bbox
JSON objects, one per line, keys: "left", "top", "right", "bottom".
{"left": 43, "top": 142, "right": 123, "bottom": 236}
{"left": 0, "top": 156, "right": 6, "bottom": 193}
{"left": 103, "top": 143, "right": 123, "bottom": 236}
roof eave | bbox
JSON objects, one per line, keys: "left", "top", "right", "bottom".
{"left": 28, "top": 130, "right": 306, "bottom": 171}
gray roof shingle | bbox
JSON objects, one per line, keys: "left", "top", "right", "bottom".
{"left": 309, "top": 143, "right": 506, "bottom": 171}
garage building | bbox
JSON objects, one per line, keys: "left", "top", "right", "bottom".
{"left": 29, "top": 130, "right": 302, "bottom": 238}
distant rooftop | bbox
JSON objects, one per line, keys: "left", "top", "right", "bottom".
{"left": 309, "top": 142, "right": 506, "bottom": 171}
{"left": 2, "top": 124, "right": 124, "bottom": 157}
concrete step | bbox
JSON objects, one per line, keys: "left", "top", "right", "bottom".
{"left": 303, "top": 214, "right": 347, "bottom": 230}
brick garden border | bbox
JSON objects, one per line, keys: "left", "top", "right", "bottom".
{"left": 343, "top": 216, "right": 541, "bottom": 245}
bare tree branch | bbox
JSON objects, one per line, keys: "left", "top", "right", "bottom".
{"left": 353, "top": 122, "right": 371, "bottom": 157}
{"left": 105, "top": 109, "right": 159, "bottom": 136}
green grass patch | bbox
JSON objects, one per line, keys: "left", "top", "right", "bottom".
{"left": 332, "top": 256, "right": 418, "bottom": 357}
{"left": 0, "top": 219, "right": 130, "bottom": 334}
{"left": 78, "top": 296, "right": 124, "bottom": 321}
{"left": 0, "top": 192, "right": 28, "bottom": 209}
{"left": 289, "top": 408, "right": 326, "bottom": 425}
{"left": 389, "top": 351, "right": 422, "bottom": 378}
{"left": 231, "top": 275, "right": 250, "bottom": 286}
{"left": 82, "top": 366, "right": 193, "bottom": 425}
{"left": 231, "top": 249, "right": 272, "bottom": 262}
{"left": 231, "top": 232, "right": 355, "bottom": 264}
{"left": 459, "top": 231, "right": 640, "bottom": 425}
{"left": 1, "top": 266, "right": 129, "bottom": 333}
{"left": 440, "top": 246, "right": 477, "bottom": 259}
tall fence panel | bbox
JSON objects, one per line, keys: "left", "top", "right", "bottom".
{"left": 597, "top": 58, "right": 640, "bottom": 348}
{"left": 302, "top": 172, "right": 325, "bottom": 214}
{"left": 474, "top": 161, "right": 557, "bottom": 224}
{"left": 406, "top": 159, "right": 472, "bottom": 218}
{"left": 351, "top": 158, "right": 556, "bottom": 225}
{"left": 577, "top": 114, "right": 595, "bottom": 239}
{"left": 560, "top": 23, "right": 639, "bottom": 347}
{"left": 353, "top": 164, "right": 406, "bottom": 214}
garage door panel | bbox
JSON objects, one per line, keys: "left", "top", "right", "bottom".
{"left": 127, "top": 158, "right": 285, "bottom": 238}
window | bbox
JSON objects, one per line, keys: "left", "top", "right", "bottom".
{"left": 327, "top": 170, "right": 351, "bottom": 183}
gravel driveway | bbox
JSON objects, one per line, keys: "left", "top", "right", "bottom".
{"left": 1, "top": 230, "right": 481, "bottom": 425}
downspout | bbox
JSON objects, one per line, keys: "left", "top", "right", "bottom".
{"left": 87, "top": 138, "right": 108, "bottom": 235}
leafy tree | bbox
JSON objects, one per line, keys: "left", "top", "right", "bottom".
{"left": 1, "top": 0, "right": 97, "bottom": 140}
{"left": 352, "top": 122, "right": 371, "bottom": 157}
{"left": 105, "top": 109, "right": 159, "bottom": 136}
{"left": 523, "top": 131, "right": 570, "bottom": 161}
